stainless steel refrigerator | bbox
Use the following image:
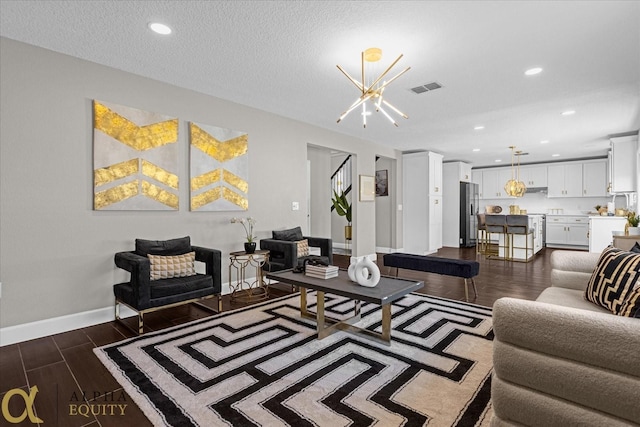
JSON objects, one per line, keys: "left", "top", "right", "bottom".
{"left": 460, "top": 182, "right": 480, "bottom": 247}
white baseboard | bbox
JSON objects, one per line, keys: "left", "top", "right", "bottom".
{"left": 1, "top": 282, "right": 240, "bottom": 347}
{"left": 0, "top": 305, "right": 137, "bottom": 347}
{"left": 333, "top": 243, "right": 347, "bottom": 250}
{"left": 375, "top": 247, "right": 399, "bottom": 253}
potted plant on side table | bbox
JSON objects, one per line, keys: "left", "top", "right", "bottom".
{"left": 231, "top": 217, "right": 257, "bottom": 253}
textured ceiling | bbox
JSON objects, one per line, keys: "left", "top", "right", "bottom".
{"left": 1, "top": 0, "right": 638, "bottom": 167}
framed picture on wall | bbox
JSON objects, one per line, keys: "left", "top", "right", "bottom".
{"left": 359, "top": 175, "right": 375, "bottom": 201}
{"left": 376, "top": 170, "right": 388, "bottom": 196}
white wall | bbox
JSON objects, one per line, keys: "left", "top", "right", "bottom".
{"left": 307, "top": 146, "right": 331, "bottom": 237}
{"left": 0, "top": 37, "right": 401, "bottom": 331}
{"left": 375, "top": 157, "right": 394, "bottom": 251}
{"left": 442, "top": 163, "right": 461, "bottom": 247}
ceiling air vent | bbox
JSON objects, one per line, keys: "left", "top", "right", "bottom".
{"left": 410, "top": 82, "right": 443, "bottom": 94}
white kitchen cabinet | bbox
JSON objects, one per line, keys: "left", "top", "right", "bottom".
{"left": 445, "top": 161, "right": 472, "bottom": 183}
{"left": 610, "top": 136, "right": 638, "bottom": 193}
{"left": 546, "top": 222, "right": 567, "bottom": 246}
{"left": 566, "top": 223, "right": 589, "bottom": 246}
{"left": 472, "top": 170, "right": 483, "bottom": 197}
{"left": 459, "top": 162, "right": 472, "bottom": 182}
{"left": 547, "top": 163, "right": 583, "bottom": 198}
{"left": 428, "top": 152, "right": 443, "bottom": 195}
{"left": 546, "top": 215, "right": 589, "bottom": 248}
{"left": 589, "top": 216, "right": 628, "bottom": 253}
{"left": 429, "top": 196, "right": 443, "bottom": 250}
{"left": 519, "top": 165, "right": 547, "bottom": 187}
{"left": 403, "top": 151, "right": 443, "bottom": 254}
{"left": 582, "top": 160, "right": 608, "bottom": 197}
{"left": 481, "top": 168, "right": 513, "bottom": 199}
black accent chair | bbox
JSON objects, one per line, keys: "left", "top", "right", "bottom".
{"left": 260, "top": 226, "right": 333, "bottom": 273}
{"left": 113, "top": 236, "right": 222, "bottom": 334}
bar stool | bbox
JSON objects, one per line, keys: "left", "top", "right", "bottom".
{"left": 476, "top": 213, "right": 488, "bottom": 254}
{"left": 484, "top": 214, "right": 507, "bottom": 258}
{"left": 506, "top": 215, "right": 532, "bottom": 262}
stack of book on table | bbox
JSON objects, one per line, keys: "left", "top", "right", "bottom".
{"left": 305, "top": 264, "right": 339, "bottom": 279}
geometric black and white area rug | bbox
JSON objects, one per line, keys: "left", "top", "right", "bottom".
{"left": 94, "top": 292, "right": 494, "bottom": 427}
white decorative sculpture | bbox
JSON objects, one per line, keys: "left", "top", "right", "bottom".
{"left": 348, "top": 255, "right": 381, "bottom": 287}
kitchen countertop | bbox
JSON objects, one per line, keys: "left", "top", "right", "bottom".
{"left": 546, "top": 214, "right": 589, "bottom": 216}
{"left": 589, "top": 215, "right": 629, "bottom": 219}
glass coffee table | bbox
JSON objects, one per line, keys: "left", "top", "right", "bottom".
{"left": 266, "top": 269, "right": 423, "bottom": 345}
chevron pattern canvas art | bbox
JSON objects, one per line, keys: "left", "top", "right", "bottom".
{"left": 93, "top": 100, "right": 179, "bottom": 210}
{"left": 189, "top": 122, "right": 249, "bottom": 211}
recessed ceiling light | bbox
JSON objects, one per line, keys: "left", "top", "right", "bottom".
{"left": 472, "top": 148, "right": 480, "bottom": 152}
{"left": 540, "top": 140, "right": 549, "bottom": 144}
{"left": 474, "top": 126, "right": 485, "bottom": 130}
{"left": 551, "top": 154, "right": 560, "bottom": 157}
{"left": 495, "top": 159, "right": 502, "bottom": 163}
{"left": 561, "top": 110, "right": 575, "bottom": 116}
{"left": 148, "top": 22, "right": 172, "bottom": 35}
{"left": 525, "top": 67, "right": 543, "bottom": 76}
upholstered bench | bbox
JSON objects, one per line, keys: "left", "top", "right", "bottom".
{"left": 383, "top": 253, "right": 479, "bottom": 301}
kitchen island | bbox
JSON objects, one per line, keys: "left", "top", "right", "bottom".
{"left": 488, "top": 214, "right": 544, "bottom": 261}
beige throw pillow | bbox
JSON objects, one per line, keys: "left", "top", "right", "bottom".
{"left": 296, "top": 239, "right": 309, "bottom": 258}
{"left": 148, "top": 251, "right": 196, "bottom": 281}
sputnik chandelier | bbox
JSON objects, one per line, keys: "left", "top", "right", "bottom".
{"left": 336, "top": 47, "right": 411, "bottom": 127}
{"left": 504, "top": 146, "right": 527, "bottom": 197}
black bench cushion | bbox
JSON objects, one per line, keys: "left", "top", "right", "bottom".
{"left": 383, "top": 253, "right": 479, "bottom": 278}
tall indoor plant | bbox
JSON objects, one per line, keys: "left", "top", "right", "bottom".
{"left": 332, "top": 190, "right": 352, "bottom": 240}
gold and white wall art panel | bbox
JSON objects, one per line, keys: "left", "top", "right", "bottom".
{"left": 189, "top": 122, "right": 248, "bottom": 211}
{"left": 93, "top": 100, "right": 179, "bottom": 210}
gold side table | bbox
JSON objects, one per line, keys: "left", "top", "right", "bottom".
{"left": 228, "top": 250, "right": 269, "bottom": 302}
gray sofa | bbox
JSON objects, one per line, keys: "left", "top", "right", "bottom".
{"left": 491, "top": 250, "right": 640, "bottom": 426}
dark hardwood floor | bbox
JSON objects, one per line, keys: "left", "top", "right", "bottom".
{"left": 0, "top": 246, "right": 560, "bottom": 426}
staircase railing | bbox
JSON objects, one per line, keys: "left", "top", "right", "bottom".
{"left": 330, "top": 155, "right": 352, "bottom": 211}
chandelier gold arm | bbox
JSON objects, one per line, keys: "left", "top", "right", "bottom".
{"left": 365, "top": 54, "right": 404, "bottom": 93}
{"left": 376, "top": 104, "right": 399, "bottom": 127}
{"left": 337, "top": 93, "right": 374, "bottom": 123}
{"left": 361, "top": 51, "right": 365, "bottom": 95}
{"left": 375, "top": 86, "right": 385, "bottom": 111}
{"left": 382, "top": 99, "right": 408, "bottom": 119}
{"left": 336, "top": 65, "right": 364, "bottom": 93}
{"left": 374, "top": 67, "right": 411, "bottom": 93}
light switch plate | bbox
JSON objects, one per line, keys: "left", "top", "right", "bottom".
{"left": 292, "top": 202, "right": 299, "bottom": 211}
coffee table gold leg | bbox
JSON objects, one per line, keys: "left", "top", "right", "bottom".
{"left": 381, "top": 304, "right": 391, "bottom": 343}
{"left": 300, "top": 287, "right": 308, "bottom": 317}
{"left": 317, "top": 291, "right": 326, "bottom": 338}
